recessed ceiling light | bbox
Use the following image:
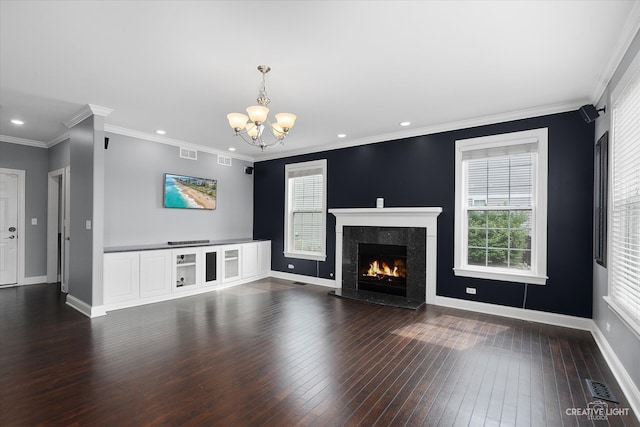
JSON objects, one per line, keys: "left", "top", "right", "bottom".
{"left": 399, "top": 121, "right": 411, "bottom": 127}
{"left": 11, "top": 119, "right": 24, "bottom": 125}
{"left": 337, "top": 133, "right": 347, "bottom": 138}
{"left": 156, "top": 129, "right": 166, "bottom": 135}
{"left": 228, "top": 147, "right": 236, "bottom": 152}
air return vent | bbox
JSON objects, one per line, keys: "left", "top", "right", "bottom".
{"left": 218, "top": 155, "right": 232, "bottom": 167}
{"left": 585, "top": 379, "right": 618, "bottom": 403}
{"left": 179, "top": 147, "right": 197, "bottom": 160}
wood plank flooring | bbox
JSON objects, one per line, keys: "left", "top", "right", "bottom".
{"left": 1, "top": 280, "right": 637, "bottom": 426}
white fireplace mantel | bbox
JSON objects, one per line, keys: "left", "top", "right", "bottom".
{"left": 330, "top": 207, "right": 443, "bottom": 304}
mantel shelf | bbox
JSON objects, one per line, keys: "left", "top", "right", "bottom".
{"left": 329, "top": 207, "right": 443, "bottom": 217}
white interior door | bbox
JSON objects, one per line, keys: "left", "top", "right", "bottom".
{"left": 0, "top": 172, "right": 19, "bottom": 285}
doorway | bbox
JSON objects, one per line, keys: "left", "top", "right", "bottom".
{"left": 0, "top": 169, "right": 25, "bottom": 286}
{"left": 47, "top": 167, "right": 70, "bottom": 292}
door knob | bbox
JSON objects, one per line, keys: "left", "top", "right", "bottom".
{"left": 8, "top": 227, "right": 16, "bottom": 232}
{"left": 6, "top": 235, "right": 15, "bottom": 239}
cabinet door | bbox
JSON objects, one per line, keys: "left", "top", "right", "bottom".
{"left": 241, "top": 243, "right": 258, "bottom": 279}
{"left": 104, "top": 252, "right": 139, "bottom": 304}
{"left": 258, "top": 241, "right": 271, "bottom": 275}
{"left": 140, "top": 250, "right": 172, "bottom": 298}
{"left": 222, "top": 246, "right": 241, "bottom": 283}
{"left": 172, "top": 248, "right": 201, "bottom": 292}
{"left": 202, "top": 247, "right": 219, "bottom": 287}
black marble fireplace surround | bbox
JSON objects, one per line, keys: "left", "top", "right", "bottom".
{"left": 336, "top": 226, "right": 427, "bottom": 309}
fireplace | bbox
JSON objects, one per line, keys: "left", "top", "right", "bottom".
{"left": 358, "top": 243, "right": 407, "bottom": 297}
{"left": 341, "top": 226, "right": 426, "bottom": 303}
{"left": 329, "top": 207, "right": 442, "bottom": 308}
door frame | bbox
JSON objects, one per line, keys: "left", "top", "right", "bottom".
{"left": 47, "top": 167, "right": 69, "bottom": 290}
{"left": 0, "top": 168, "right": 25, "bottom": 286}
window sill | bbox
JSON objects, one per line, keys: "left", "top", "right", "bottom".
{"left": 284, "top": 251, "right": 326, "bottom": 262}
{"left": 603, "top": 296, "right": 640, "bottom": 339}
{"left": 454, "top": 267, "right": 547, "bottom": 285}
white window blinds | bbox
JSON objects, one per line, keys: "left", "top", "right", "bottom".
{"left": 609, "top": 64, "right": 640, "bottom": 332}
{"left": 291, "top": 173, "right": 324, "bottom": 253}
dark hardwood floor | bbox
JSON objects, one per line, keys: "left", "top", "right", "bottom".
{"left": 1, "top": 280, "right": 637, "bottom": 427}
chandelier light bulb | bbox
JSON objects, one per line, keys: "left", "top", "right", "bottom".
{"left": 271, "top": 123, "right": 285, "bottom": 138}
{"left": 275, "top": 113, "right": 296, "bottom": 131}
{"left": 246, "top": 105, "right": 269, "bottom": 124}
{"left": 246, "top": 123, "right": 260, "bottom": 139}
{"left": 227, "top": 113, "right": 248, "bottom": 132}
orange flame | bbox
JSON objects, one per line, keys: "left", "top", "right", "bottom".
{"left": 366, "top": 260, "right": 404, "bottom": 277}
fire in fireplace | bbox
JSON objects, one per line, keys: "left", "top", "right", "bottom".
{"left": 358, "top": 243, "right": 407, "bottom": 297}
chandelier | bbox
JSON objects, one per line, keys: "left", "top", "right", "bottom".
{"left": 227, "top": 65, "right": 297, "bottom": 151}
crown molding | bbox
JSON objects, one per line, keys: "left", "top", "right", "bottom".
{"left": 64, "top": 104, "right": 114, "bottom": 129}
{"left": 255, "top": 101, "right": 584, "bottom": 162}
{"left": 591, "top": 1, "right": 640, "bottom": 104}
{"left": 47, "top": 132, "right": 70, "bottom": 148}
{"left": 0, "top": 124, "right": 256, "bottom": 163}
{"left": 0, "top": 134, "right": 48, "bottom": 148}
{"left": 104, "top": 125, "right": 255, "bottom": 163}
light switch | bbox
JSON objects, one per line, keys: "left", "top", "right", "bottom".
{"left": 31, "top": 218, "right": 37, "bottom": 225}
{"left": 85, "top": 220, "right": 92, "bottom": 230}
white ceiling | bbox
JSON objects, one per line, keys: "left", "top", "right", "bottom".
{"left": 1, "top": 1, "right": 639, "bottom": 161}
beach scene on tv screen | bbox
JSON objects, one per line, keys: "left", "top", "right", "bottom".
{"left": 164, "top": 174, "right": 217, "bottom": 210}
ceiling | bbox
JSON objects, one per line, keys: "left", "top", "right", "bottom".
{"left": 1, "top": 1, "right": 639, "bottom": 162}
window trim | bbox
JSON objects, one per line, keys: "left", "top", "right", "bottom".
{"left": 454, "top": 128, "right": 548, "bottom": 285}
{"left": 284, "top": 159, "right": 327, "bottom": 261}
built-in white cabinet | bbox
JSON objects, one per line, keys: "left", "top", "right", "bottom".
{"left": 140, "top": 250, "right": 172, "bottom": 298}
{"left": 104, "top": 252, "right": 140, "bottom": 304}
{"left": 103, "top": 241, "right": 270, "bottom": 311}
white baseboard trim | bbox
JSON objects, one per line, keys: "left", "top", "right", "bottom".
{"left": 269, "top": 271, "right": 337, "bottom": 288}
{"left": 433, "top": 295, "right": 593, "bottom": 331}
{"left": 22, "top": 275, "right": 48, "bottom": 285}
{"left": 590, "top": 322, "right": 640, "bottom": 421}
{"left": 65, "top": 294, "right": 106, "bottom": 318}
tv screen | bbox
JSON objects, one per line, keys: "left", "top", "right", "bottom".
{"left": 164, "top": 173, "right": 217, "bottom": 210}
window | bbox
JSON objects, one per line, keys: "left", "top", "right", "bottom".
{"left": 284, "top": 159, "right": 327, "bottom": 261}
{"left": 605, "top": 52, "right": 640, "bottom": 335}
{"left": 454, "top": 128, "right": 548, "bottom": 285}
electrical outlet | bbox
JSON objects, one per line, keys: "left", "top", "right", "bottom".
{"left": 606, "top": 322, "right": 611, "bottom": 332}
{"left": 330, "top": 272, "right": 334, "bottom": 278}
{"left": 31, "top": 218, "right": 37, "bottom": 225}
{"left": 466, "top": 287, "right": 477, "bottom": 295}
{"left": 288, "top": 264, "right": 295, "bottom": 269}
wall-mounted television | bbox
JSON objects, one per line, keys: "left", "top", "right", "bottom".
{"left": 164, "top": 173, "right": 217, "bottom": 210}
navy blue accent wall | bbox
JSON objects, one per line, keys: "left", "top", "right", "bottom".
{"left": 254, "top": 111, "right": 594, "bottom": 318}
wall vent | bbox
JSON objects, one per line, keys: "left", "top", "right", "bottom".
{"left": 179, "top": 147, "right": 197, "bottom": 160}
{"left": 218, "top": 155, "right": 232, "bottom": 167}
